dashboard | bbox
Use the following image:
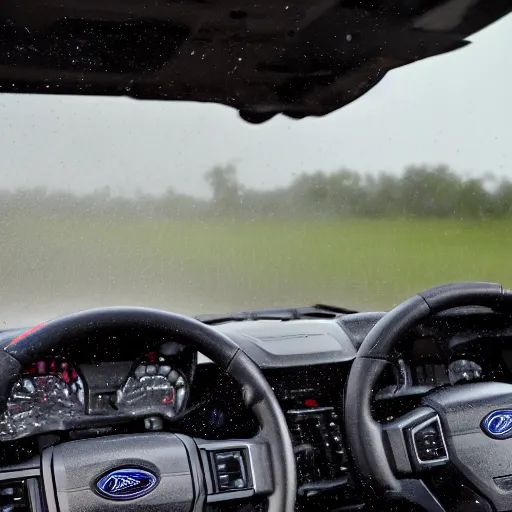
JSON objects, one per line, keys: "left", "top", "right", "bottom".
{"left": 2, "top": 306, "right": 512, "bottom": 510}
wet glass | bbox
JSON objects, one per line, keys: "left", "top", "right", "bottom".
{"left": 0, "top": 14, "right": 511, "bottom": 328}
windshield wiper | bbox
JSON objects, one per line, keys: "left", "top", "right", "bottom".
{"left": 196, "top": 304, "right": 357, "bottom": 325}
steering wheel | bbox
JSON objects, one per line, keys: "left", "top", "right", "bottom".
{"left": 345, "top": 282, "right": 512, "bottom": 511}
{"left": 0, "top": 307, "right": 296, "bottom": 512}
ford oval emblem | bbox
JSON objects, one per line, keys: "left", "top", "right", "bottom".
{"left": 95, "top": 468, "right": 158, "bottom": 500}
{"left": 482, "top": 410, "right": 512, "bottom": 439}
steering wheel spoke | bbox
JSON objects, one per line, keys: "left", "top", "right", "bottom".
{"left": 194, "top": 434, "right": 274, "bottom": 504}
{"left": 382, "top": 406, "right": 449, "bottom": 475}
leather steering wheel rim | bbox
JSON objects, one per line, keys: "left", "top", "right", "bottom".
{"left": 0, "top": 306, "right": 297, "bottom": 512}
{"left": 344, "top": 282, "right": 512, "bottom": 497}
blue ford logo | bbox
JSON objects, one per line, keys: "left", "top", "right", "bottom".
{"left": 482, "top": 410, "right": 512, "bottom": 439}
{"left": 95, "top": 467, "right": 158, "bottom": 500}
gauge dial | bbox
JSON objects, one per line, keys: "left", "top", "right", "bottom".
{"left": 0, "top": 359, "right": 84, "bottom": 439}
{"left": 448, "top": 359, "right": 483, "bottom": 385}
{"left": 116, "top": 352, "right": 188, "bottom": 416}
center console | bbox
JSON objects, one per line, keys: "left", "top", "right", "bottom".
{"left": 264, "top": 364, "right": 371, "bottom": 511}
{"left": 281, "top": 390, "right": 348, "bottom": 488}
{"left": 264, "top": 365, "right": 349, "bottom": 494}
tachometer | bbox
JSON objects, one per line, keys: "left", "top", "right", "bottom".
{"left": 448, "top": 359, "right": 483, "bottom": 385}
{"left": 116, "top": 352, "right": 188, "bottom": 417}
{"left": 0, "top": 359, "right": 84, "bottom": 439}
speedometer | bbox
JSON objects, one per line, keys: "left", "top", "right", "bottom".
{"left": 116, "top": 352, "right": 188, "bottom": 416}
{"left": 448, "top": 359, "right": 483, "bottom": 385}
{"left": 0, "top": 359, "right": 84, "bottom": 439}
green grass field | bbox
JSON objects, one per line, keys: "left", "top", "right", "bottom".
{"left": 1, "top": 217, "right": 511, "bottom": 326}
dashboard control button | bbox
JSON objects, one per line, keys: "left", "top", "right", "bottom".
{"left": 212, "top": 450, "right": 248, "bottom": 492}
{"left": 412, "top": 416, "right": 449, "bottom": 465}
{"left": 218, "top": 474, "right": 230, "bottom": 488}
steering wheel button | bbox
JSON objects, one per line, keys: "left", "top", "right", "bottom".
{"left": 234, "top": 478, "right": 245, "bottom": 489}
{"left": 412, "top": 416, "right": 448, "bottom": 464}
{"left": 211, "top": 450, "right": 249, "bottom": 492}
{"left": 218, "top": 474, "right": 230, "bottom": 487}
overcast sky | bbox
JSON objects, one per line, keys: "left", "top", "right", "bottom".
{"left": 1, "top": 13, "right": 511, "bottom": 197}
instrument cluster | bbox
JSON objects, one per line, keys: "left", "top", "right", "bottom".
{"left": 0, "top": 348, "right": 192, "bottom": 441}
{"left": 116, "top": 351, "right": 189, "bottom": 416}
{"left": 0, "top": 358, "right": 85, "bottom": 439}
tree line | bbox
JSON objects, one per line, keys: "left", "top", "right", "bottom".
{"left": 2, "top": 163, "right": 512, "bottom": 220}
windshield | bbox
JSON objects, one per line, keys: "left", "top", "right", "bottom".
{"left": 1, "top": 15, "right": 511, "bottom": 328}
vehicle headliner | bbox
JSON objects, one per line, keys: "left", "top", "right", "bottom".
{"left": 1, "top": 0, "right": 511, "bottom": 122}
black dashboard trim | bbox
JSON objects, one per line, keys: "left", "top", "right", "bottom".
{"left": 214, "top": 319, "right": 358, "bottom": 369}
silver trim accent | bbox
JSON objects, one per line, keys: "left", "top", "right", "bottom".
{"left": 0, "top": 469, "right": 39, "bottom": 481}
{"left": 286, "top": 406, "right": 334, "bottom": 415}
{"left": 411, "top": 415, "right": 449, "bottom": 466}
